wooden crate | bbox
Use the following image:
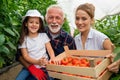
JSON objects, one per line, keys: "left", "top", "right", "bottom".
{"left": 47, "top": 46, "right": 112, "bottom": 80}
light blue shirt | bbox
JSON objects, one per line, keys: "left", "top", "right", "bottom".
{"left": 74, "top": 28, "right": 108, "bottom": 50}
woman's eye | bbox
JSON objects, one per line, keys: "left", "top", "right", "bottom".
{"left": 82, "top": 17, "right": 87, "bottom": 21}
{"left": 75, "top": 17, "right": 79, "bottom": 20}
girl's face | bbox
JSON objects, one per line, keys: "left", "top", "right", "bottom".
{"left": 75, "top": 10, "right": 93, "bottom": 33}
{"left": 26, "top": 17, "right": 40, "bottom": 34}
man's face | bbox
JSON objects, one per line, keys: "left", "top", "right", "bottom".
{"left": 46, "top": 8, "right": 64, "bottom": 33}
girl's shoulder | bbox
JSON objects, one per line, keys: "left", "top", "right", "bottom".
{"left": 38, "top": 32, "right": 47, "bottom": 35}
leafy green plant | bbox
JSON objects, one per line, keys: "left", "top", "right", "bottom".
{"left": 0, "top": 0, "right": 57, "bottom": 69}
{"left": 0, "top": 0, "right": 20, "bottom": 68}
{"left": 95, "top": 14, "right": 120, "bottom": 47}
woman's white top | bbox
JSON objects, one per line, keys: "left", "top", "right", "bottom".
{"left": 19, "top": 33, "right": 50, "bottom": 68}
{"left": 74, "top": 28, "right": 108, "bottom": 50}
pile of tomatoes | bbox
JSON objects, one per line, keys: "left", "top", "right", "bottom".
{"left": 50, "top": 56, "right": 102, "bottom": 67}
{"left": 61, "top": 57, "right": 90, "bottom": 67}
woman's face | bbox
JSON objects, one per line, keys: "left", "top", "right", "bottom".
{"left": 75, "top": 10, "right": 93, "bottom": 33}
{"left": 26, "top": 17, "right": 40, "bottom": 34}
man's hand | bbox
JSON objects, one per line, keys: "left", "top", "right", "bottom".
{"left": 49, "top": 58, "right": 61, "bottom": 65}
{"left": 28, "top": 65, "right": 47, "bottom": 80}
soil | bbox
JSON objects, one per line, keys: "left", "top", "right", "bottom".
{"left": 0, "top": 63, "right": 23, "bottom": 80}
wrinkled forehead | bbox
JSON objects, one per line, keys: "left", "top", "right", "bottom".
{"left": 47, "top": 7, "right": 64, "bottom": 18}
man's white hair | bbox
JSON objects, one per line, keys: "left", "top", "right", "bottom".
{"left": 45, "top": 4, "right": 65, "bottom": 19}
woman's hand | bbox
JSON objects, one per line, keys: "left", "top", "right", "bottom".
{"left": 106, "top": 53, "right": 120, "bottom": 73}
{"left": 107, "top": 60, "right": 120, "bottom": 73}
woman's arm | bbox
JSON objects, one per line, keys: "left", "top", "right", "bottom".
{"left": 103, "top": 39, "right": 114, "bottom": 51}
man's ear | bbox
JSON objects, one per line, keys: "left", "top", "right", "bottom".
{"left": 63, "top": 17, "right": 66, "bottom": 24}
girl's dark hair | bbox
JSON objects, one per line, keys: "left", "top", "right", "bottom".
{"left": 19, "top": 16, "right": 44, "bottom": 45}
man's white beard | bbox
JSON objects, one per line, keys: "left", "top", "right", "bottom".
{"left": 48, "top": 23, "right": 62, "bottom": 33}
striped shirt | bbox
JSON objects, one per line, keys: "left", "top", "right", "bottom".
{"left": 74, "top": 28, "right": 108, "bottom": 50}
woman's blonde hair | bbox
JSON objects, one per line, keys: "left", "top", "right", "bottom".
{"left": 76, "top": 3, "right": 95, "bottom": 19}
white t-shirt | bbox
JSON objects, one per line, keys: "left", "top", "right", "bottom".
{"left": 74, "top": 28, "right": 108, "bottom": 50}
{"left": 19, "top": 33, "right": 50, "bottom": 68}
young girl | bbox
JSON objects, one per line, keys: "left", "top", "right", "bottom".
{"left": 16, "top": 10, "right": 55, "bottom": 80}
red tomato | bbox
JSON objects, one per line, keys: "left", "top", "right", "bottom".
{"left": 66, "top": 63, "right": 73, "bottom": 66}
{"left": 61, "top": 58, "right": 69, "bottom": 65}
{"left": 67, "top": 57, "right": 73, "bottom": 62}
{"left": 80, "top": 58, "right": 88, "bottom": 64}
{"left": 72, "top": 58, "right": 79, "bottom": 65}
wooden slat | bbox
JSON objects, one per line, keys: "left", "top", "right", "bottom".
{"left": 47, "top": 64, "right": 96, "bottom": 77}
{"left": 95, "top": 58, "right": 111, "bottom": 77}
{"left": 66, "top": 50, "right": 111, "bottom": 57}
{"left": 97, "top": 70, "right": 112, "bottom": 80}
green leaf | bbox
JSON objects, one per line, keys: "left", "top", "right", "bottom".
{"left": 110, "top": 72, "right": 120, "bottom": 80}
{"left": 0, "top": 57, "right": 5, "bottom": 68}
{"left": 3, "top": 28, "right": 15, "bottom": 36}
{"left": 0, "top": 46, "right": 10, "bottom": 54}
{"left": 6, "top": 41, "right": 16, "bottom": 50}
{"left": 0, "top": 34, "right": 5, "bottom": 45}
{"left": 114, "top": 53, "right": 120, "bottom": 61}
{"left": 12, "top": 28, "right": 20, "bottom": 37}
{"left": 113, "top": 47, "right": 120, "bottom": 54}
{"left": 0, "top": 23, "right": 5, "bottom": 28}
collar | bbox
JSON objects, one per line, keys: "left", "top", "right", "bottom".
{"left": 45, "top": 27, "right": 67, "bottom": 39}
{"left": 78, "top": 27, "right": 93, "bottom": 40}
{"left": 87, "top": 28, "right": 93, "bottom": 39}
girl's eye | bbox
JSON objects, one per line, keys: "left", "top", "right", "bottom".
{"left": 30, "top": 21, "right": 33, "bottom": 23}
{"left": 36, "top": 22, "right": 39, "bottom": 24}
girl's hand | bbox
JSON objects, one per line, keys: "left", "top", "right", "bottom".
{"left": 38, "top": 57, "right": 48, "bottom": 66}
